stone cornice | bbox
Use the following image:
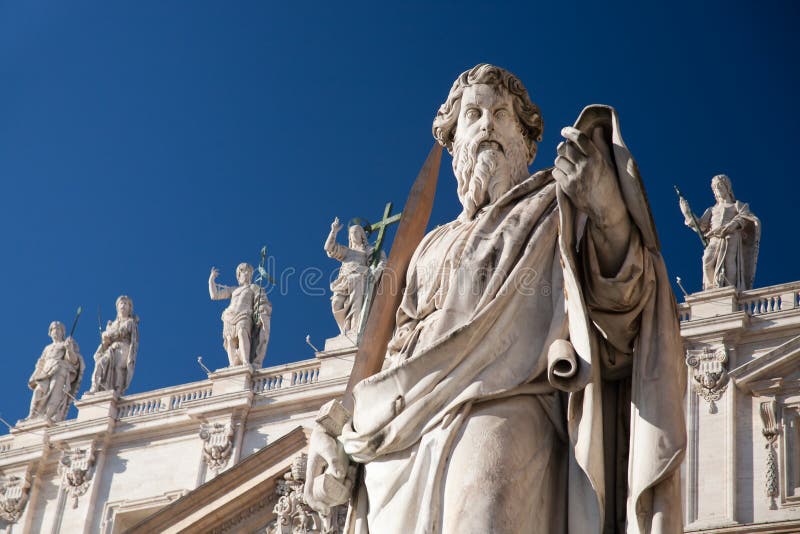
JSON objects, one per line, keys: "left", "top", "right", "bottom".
{"left": 125, "top": 426, "right": 308, "bottom": 533}
{"left": 730, "top": 334, "right": 800, "bottom": 395}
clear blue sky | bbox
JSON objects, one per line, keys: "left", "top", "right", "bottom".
{"left": 1, "top": 1, "right": 797, "bottom": 424}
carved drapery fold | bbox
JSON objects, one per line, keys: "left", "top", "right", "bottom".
{"left": 687, "top": 346, "right": 729, "bottom": 413}
{"left": 760, "top": 399, "right": 780, "bottom": 509}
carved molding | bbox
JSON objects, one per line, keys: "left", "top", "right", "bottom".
{"left": 0, "top": 472, "right": 31, "bottom": 523}
{"left": 210, "top": 493, "right": 273, "bottom": 534}
{"left": 266, "top": 454, "right": 346, "bottom": 534}
{"left": 58, "top": 445, "right": 95, "bottom": 509}
{"left": 100, "top": 489, "right": 188, "bottom": 534}
{"left": 200, "top": 422, "right": 235, "bottom": 472}
{"left": 687, "top": 346, "right": 729, "bottom": 413}
{"left": 760, "top": 400, "right": 780, "bottom": 509}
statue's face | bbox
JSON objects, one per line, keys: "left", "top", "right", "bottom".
{"left": 712, "top": 180, "right": 733, "bottom": 203}
{"left": 451, "top": 84, "right": 529, "bottom": 218}
{"left": 236, "top": 268, "right": 252, "bottom": 285}
{"left": 349, "top": 225, "right": 368, "bottom": 251}
{"left": 454, "top": 84, "right": 521, "bottom": 157}
{"left": 49, "top": 324, "right": 65, "bottom": 342}
{"left": 117, "top": 299, "right": 132, "bottom": 318}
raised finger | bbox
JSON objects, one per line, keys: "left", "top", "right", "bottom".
{"left": 328, "top": 455, "right": 346, "bottom": 479}
{"left": 554, "top": 155, "right": 576, "bottom": 175}
{"left": 307, "top": 450, "right": 327, "bottom": 480}
{"left": 557, "top": 140, "right": 584, "bottom": 165}
{"left": 560, "top": 127, "right": 593, "bottom": 156}
{"left": 552, "top": 166, "right": 569, "bottom": 186}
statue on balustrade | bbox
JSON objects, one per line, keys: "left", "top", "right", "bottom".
{"left": 325, "top": 218, "right": 385, "bottom": 337}
{"left": 25, "top": 321, "right": 84, "bottom": 422}
{"left": 679, "top": 174, "right": 760, "bottom": 290}
{"left": 305, "top": 64, "right": 686, "bottom": 534}
{"left": 90, "top": 295, "right": 139, "bottom": 395}
{"left": 209, "top": 262, "right": 271, "bottom": 367}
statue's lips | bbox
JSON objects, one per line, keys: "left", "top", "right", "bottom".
{"left": 478, "top": 140, "right": 504, "bottom": 154}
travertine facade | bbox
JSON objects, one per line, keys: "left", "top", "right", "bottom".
{"left": 679, "top": 281, "right": 800, "bottom": 532}
{"left": 3, "top": 280, "right": 800, "bottom": 532}
{"left": 0, "top": 345, "right": 354, "bottom": 534}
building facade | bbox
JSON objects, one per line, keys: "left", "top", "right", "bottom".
{"left": 2, "top": 282, "right": 800, "bottom": 532}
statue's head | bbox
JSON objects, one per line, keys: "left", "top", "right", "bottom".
{"left": 236, "top": 263, "right": 254, "bottom": 285}
{"left": 48, "top": 321, "right": 66, "bottom": 342}
{"left": 348, "top": 224, "right": 369, "bottom": 252}
{"left": 116, "top": 295, "right": 133, "bottom": 318}
{"left": 433, "top": 64, "right": 543, "bottom": 219}
{"left": 711, "top": 174, "right": 735, "bottom": 203}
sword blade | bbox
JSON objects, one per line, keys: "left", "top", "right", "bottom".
{"left": 343, "top": 143, "right": 441, "bottom": 410}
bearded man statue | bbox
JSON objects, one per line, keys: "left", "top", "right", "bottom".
{"left": 305, "top": 64, "right": 686, "bottom": 534}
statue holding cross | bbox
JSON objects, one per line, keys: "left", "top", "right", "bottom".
{"left": 324, "top": 204, "right": 397, "bottom": 337}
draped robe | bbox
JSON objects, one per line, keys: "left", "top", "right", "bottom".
{"left": 338, "top": 106, "right": 686, "bottom": 534}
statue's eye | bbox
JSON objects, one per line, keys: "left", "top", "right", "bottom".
{"left": 465, "top": 108, "right": 480, "bottom": 120}
{"left": 495, "top": 109, "right": 509, "bottom": 120}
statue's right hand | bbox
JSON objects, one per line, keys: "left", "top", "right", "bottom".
{"left": 209, "top": 267, "right": 219, "bottom": 281}
{"left": 304, "top": 426, "right": 352, "bottom": 513}
{"left": 331, "top": 217, "right": 342, "bottom": 232}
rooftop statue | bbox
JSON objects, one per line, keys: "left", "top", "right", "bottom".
{"left": 325, "top": 218, "right": 385, "bottom": 338}
{"left": 304, "top": 64, "right": 686, "bottom": 534}
{"left": 209, "top": 262, "right": 271, "bottom": 367}
{"left": 678, "top": 174, "right": 760, "bottom": 290}
{"left": 24, "top": 321, "right": 84, "bottom": 423}
{"left": 89, "top": 295, "right": 139, "bottom": 395}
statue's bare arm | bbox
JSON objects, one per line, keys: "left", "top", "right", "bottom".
{"left": 324, "top": 217, "right": 347, "bottom": 261}
{"left": 554, "top": 126, "right": 634, "bottom": 277}
{"left": 208, "top": 267, "right": 233, "bottom": 300}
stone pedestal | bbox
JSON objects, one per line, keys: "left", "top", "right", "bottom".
{"left": 75, "top": 390, "right": 119, "bottom": 422}
{"left": 209, "top": 365, "right": 253, "bottom": 396}
{"left": 686, "top": 286, "right": 739, "bottom": 320}
{"left": 323, "top": 334, "right": 357, "bottom": 352}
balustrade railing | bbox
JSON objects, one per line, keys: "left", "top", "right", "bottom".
{"left": 738, "top": 283, "right": 800, "bottom": 317}
{"left": 679, "top": 282, "right": 800, "bottom": 322}
{"left": 252, "top": 362, "right": 321, "bottom": 393}
{"left": 116, "top": 383, "right": 212, "bottom": 421}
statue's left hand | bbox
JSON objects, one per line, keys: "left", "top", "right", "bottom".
{"left": 554, "top": 126, "right": 626, "bottom": 227}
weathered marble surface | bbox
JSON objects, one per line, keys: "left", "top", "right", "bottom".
{"left": 305, "top": 64, "right": 686, "bottom": 534}
{"left": 25, "top": 321, "right": 84, "bottom": 423}
{"left": 680, "top": 174, "right": 760, "bottom": 290}
{"left": 209, "top": 263, "right": 271, "bottom": 367}
{"left": 90, "top": 295, "right": 139, "bottom": 395}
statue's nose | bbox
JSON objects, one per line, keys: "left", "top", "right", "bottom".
{"left": 480, "top": 114, "right": 494, "bottom": 133}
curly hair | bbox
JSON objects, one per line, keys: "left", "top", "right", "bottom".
{"left": 432, "top": 64, "right": 543, "bottom": 165}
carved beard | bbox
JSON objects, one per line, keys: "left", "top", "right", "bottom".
{"left": 452, "top": 130, "right": 529, "bottom": 219}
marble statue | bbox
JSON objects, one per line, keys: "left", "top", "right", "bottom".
{"left": 209, "top": 263, "right": 271, "bottom": 367}
{"left": 25, "top": 321, "right": 84, "bottom": 422}
{"left": 305, "top": 64, "right": 686, "bottom": 533}
{"left": 679, "top": 174, "right": 760, "bottom": 290}
{"left": 325, "top": 218, "right": 384, "bottom": 336}
{"left": 90, "top": 295, "right": 139, "bottom": 395}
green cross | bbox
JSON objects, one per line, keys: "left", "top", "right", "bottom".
{"left": 365, "top": 202, "right": 401, "bottom": 266}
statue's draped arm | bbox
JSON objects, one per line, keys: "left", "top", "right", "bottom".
{"left": 697, "top": 207, "right": 712, "bottom": 235}
{"left": 209, "top": 282, "right": 233, "bottom": 301}
{"left": 324, "top": 226, "right": 348, "bottom": 262}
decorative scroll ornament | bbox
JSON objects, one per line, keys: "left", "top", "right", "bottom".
{"left": 760, "top": 400, "right": 780, "bottom": 509}
{"left": 266, "top": 454, "right": 346, "bottom": 534}
{"left": 58, "top": 447, "right": 95, "bottom": 509}
{"left": 686, "top": 346, "right": 729, "bottom": 413}
{"left": 0, "top": 473, "right": 31, "bottom": 523}
{"left": 199, "top": 423, "right": 235, "bottom": 472}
